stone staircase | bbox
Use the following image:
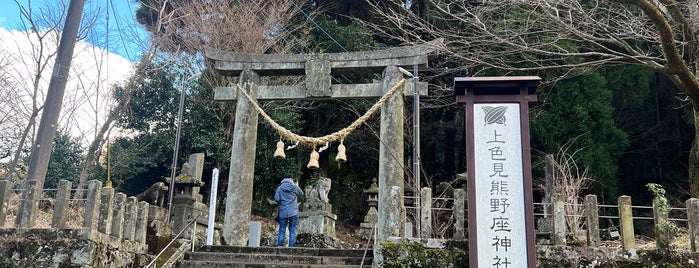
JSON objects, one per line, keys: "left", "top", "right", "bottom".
{"left": 176, "top": 245, "right": 373, "bottom": 268}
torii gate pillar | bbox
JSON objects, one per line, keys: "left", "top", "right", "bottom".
{"left": 222, "top": 69, "right": 260, "bottom": 246}
{"left": 377, "top": 66, "right": 405, "bottom": 242}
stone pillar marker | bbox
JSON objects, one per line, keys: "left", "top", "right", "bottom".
{"left": 135, "top": 201, "right": 149, "bottom": 243}
{"left": 455, "top": 76, "right": 539, "bottom": 268}
{"left": 98, "top": 187, "right": 115, "bottom": 235}
{"left": 453, "top": 189, "right": 466, "bottom": 240}
{"left": 248, "top": 221, "right": 261, "bottom": 247}
{"left": 0, "top": 180, "right": 9, "bottom": 227}
{"left": 552, "top": 194, "right": 566, "bottom": 246}
{"left": 188, "top": 153, "right": 205, "bottom": 202}
{"left": 686, "top": 198, "right": 699, "bottom": 252}
{"left": 52, "top": 180, "right": 72, "bottom": 228}
{"left": 111, "top": 193, "right": 127, "bottom": 239}
{"left": 420, "top": 187, "right": 432, "bottom": 239}
{"left": 653, "top": 197, "right": 670, "bottom": 249}
{"left": 383, "top": 186, "right": 403, "bottom": 240}
{"left": 123, "top": 196, "right": 138, "bottom": 240}
{"left": 15, "top": 180, "right": 37, "bottom": 229}
{"left": 222, "top": 69, "right": 260, "bottom": 246}
{"left": 585, "top": 194, "right": 600, "bottom": 247}
{"left": 618, "top": 195, "right": 635, "bottom": 250}
{"left": 377, "top": 66, "right": 405, "bottom": 242}
{"left": 83, "top": 180, "right": 102, "bottom": 231}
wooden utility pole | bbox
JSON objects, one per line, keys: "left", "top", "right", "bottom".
{"left": 16, "top": 0, "right": 85, "bottom": 228}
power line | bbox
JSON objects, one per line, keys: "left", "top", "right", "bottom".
{"left": 287, "top": 0, "right": 348, "bottom": 52}
{"left": 250, "top": 1, "right": 311, "bottom": 53}
{"left": 108, "top": 0, "right": 133, "bottom": 61}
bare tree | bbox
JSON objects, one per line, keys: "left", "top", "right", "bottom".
{"left": 137, "top": 0, "right": 309, "bottom": 55}
{"left": 368, "top": 0, "right": 699, "bottom": 195}
{"left": 0, "top": 0, "right": 130, "bottom": 191}
{"left": 73, "top": 0, "right": 313, "bottom": 196}
{"left": 1, "top": 0, "right": 67, "bottom": 184}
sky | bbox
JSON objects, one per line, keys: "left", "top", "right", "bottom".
{"left": 0, "top": 0, "right": 150, "bottom": 151}
{"left": 0, "top": 0, "right": 147, "bottom": 61}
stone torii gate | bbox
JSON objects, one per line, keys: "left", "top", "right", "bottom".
{"left": 204, "top": 39, "right": 442, "bottom": 246}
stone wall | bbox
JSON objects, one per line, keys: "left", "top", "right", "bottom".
{"left": 0, "top": 229, "right": 150, "bottom": 267}
{"left": 0, "top": 180, "right": 153, "bottom": 267}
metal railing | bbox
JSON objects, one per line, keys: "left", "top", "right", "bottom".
{"left": 145, "top": 214, "right": 200, "bottom": 268}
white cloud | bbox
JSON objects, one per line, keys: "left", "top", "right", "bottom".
{"left": 0, "top": 27, "right": 134, "bottom": 153}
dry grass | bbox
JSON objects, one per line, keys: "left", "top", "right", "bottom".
{"left": 2, "top": 192, "right": 84, "bottom": 229}
{"left": 551, "top": 145, "right": 592, "bottom": 237}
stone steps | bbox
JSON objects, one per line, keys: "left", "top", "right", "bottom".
{"left": 176, "top": 245, "right": 373, "bottom": 268}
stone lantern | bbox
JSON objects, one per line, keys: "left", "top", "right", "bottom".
{"left": 356, "top": 178, "right": 379, "bottom": 239}
{"left": 170, "top": 162, "right": 204, "bottom": 234}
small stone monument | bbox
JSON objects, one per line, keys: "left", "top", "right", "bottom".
{"left": 297, "top": 177, "right": 337, "bottom": 239}
{"left": 356, "top": 178, "right": 379, "bottom": 239}
{"left": 170, "top": 162, "right": 205, "bottom": 234}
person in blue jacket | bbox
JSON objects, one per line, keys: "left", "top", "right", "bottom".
{"left": 274, "top": 173, "right": 304, "bottom": 247}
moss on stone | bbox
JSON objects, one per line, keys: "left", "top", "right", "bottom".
{"left": 380, "top": 240, "right": 467, "bottom": 268}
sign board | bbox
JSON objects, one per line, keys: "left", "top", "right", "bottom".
{"left": 473, "top": 103, "right": 527, "bottom": 267}
{"left": 454, "top": 76, "right": 540, "bottom": 268}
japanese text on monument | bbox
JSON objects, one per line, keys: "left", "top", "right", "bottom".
{"left": 474, "top": 104, "right": 527, "bottom": 268}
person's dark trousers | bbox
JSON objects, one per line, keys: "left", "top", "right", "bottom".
{"left": 277, "top": 215, "right": 299, "bottom": 247}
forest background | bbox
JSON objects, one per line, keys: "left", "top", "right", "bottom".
{"left": 0, "top": 0, "right": 694, "bottom": 226}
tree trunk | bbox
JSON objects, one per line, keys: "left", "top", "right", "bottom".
{"left": 690, "top": 106, "right": 699, "bottom": 197}
{"left": 2, "top": 111, "right": 39, "bottom": 186}
{"left": 73, "top": 91, "right": 132, "bottom": 199}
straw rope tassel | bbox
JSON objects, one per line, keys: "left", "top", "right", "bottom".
{"left": 307, "top": 147, "right": 320, "bottom": 169}
{"left": 274, "top": 139, "right": 286, "bottom": 159}
{"left": 336, "top": 139, "right": 347, "bottom": 163}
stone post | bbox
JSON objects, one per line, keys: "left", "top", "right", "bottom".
{"left": 377, "top": 65, "right": 405, "bottom": 243}
{"left": 123, "top": 196, "right": 138, "bottom": 240}
{"left": 83, "top": 180, "right": 102, "bottom": 231}
{"left": 454, "top": 188, "right": 466, "bottom": 240}
{"left": 98, "top": 187, "right": 114, "bottom": 235}
{"left": 248, "top": 221, "right": 262, "bottom": 247}
{"left": 223, "top": 69, "right": 260, "bottom": 246}
{"left": 544, "top": 154, "right": 554, "bottom": 217}
{"left": 51, "top": 180, "right": 72, "bottom": 228}
{"left": 552, "top": 194, "right": 566, "bottom": 245}
{"left": 15, "top": 180, "right": 37, "bottom": 229}
{"left": 618, "top": 195, "right": 635, "bottom": 250}
{"left": 420, "top": 187, "right": 432, "bottom": 239}
{"left": 135, "top": 201, "right": 149, "bottom": 243}
{"left": 584, "top": 194, "right": 600, "bottom": 247}
{"left": 189, "top": 153, "right": 205, "bottom": 202}
{"left": 653, "top": 197, "right": 670, "bottom": 249}
{"left": 686, "top": 198, "right": 699, "bottom": 252}
{"left": 111, "top": 193, "right": 126, "bottom": 239}
{"left": 0, "top": 180, "right": 9, "bottom": 227}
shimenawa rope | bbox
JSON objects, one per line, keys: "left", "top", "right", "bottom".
{"left": 235, "top": 78, "right": 407, "bottom": 147}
